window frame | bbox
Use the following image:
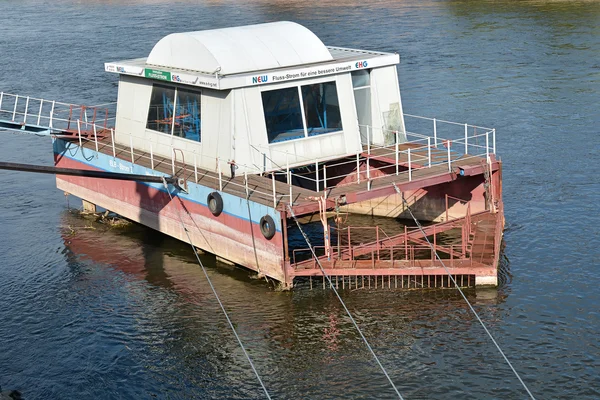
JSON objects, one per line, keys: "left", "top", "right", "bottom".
{"left": 260, "top": 77, "right": 344, "bottom": 145}
{"left": 146, "top": 83, "right": 202, "bottom": 143}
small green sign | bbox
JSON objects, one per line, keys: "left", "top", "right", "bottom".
{"left": 144, "top": 68, "right": 171, "bottom": 81}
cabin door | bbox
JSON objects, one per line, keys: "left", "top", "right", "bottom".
{"left": 352, "top": 70, "right": 371, "bottom": 144}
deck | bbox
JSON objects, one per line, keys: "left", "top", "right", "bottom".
{"left": 78, "top": 134, "right": 499, "bottom": 218}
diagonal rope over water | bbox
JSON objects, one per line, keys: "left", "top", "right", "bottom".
{"left": 162, "top": 178, "right": 272, "bottom": 400}
{"left": 287, "top": 204, "right": 405, "bottom": 400}
{"left": 394, "top": 184, "right": 536, "bottom": 400}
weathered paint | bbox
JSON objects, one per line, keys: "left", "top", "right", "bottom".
{"left": 53, "top": 139, "right": 288, "bottom": 283}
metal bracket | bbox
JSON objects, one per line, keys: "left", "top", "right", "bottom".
{"left": 176, "top": 177, "right": 188, "bottom": 193}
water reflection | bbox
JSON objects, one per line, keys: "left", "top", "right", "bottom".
{"left": 3, "top": 0, "right": 598, "bottom": 396}
{"left": 58, "top": 210, "right": 509, "bottom": 397}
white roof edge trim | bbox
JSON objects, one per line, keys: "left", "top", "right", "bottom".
{"left": 145, "top": 21, "right": 333, "bottom": 75}
{"left": 104, "top": 52, "right": 399, "bottom": 90}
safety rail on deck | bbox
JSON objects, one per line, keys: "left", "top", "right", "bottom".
{"left": 248, "top": 119, "right": 496, "bottom": 196}
{"left": 70, "top": 118, "right": 496, "bottom": 211}
{"left": 2, "top": 99, "right": 497, "bottom": 211}
{"left": 0, "top": 91, "right": 116, "bottom": 133}
{"left": 71, "top": 120, "right": 291, "bottom": 209}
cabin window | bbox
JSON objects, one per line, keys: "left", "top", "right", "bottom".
{"left": 351, "top": 70, "right": 371, "bottom": 144}
{"left": 146, "top": 84, "right": 202, "bottom": 142}
{"left": 146, "top": 84, "right": 175, "bottom": 135}
{"left": 302, "top": 82, "right": 342, "bottom": 137}
{"left": 173, "top": 88, "right": 202, "bottom": 141}
{"left": 262, "top": 81, "right": 343, "bottom": 144}
{"left": 351, "top": 70, "right": 370, "bottom": 88}
{"left": 261, "top": 87, "right": 305, "bottom": 143}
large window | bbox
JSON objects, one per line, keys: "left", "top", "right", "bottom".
{"left": 262, "top": 81, "right": 343, "bottom": 144}
{"left": 146, "top": 85, "right": 202, "bottom": 142}
{"left": 261, "top": 87, "right": 305, "bottom": 143}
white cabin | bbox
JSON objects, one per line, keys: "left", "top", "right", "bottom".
{"left": 105, "top": 21, "right": 407, "bottom": 177}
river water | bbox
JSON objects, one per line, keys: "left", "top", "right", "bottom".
{"left": 0, "top": 0, "right": 599, "bottom": 398}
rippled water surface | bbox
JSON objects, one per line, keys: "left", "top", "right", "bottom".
{"left": 1, "top": 0, "right": 599, "bottom": 398}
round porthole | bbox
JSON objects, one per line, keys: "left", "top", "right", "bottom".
{"left": 207, "top": 192, "right": 223, "bottom": 217}
{"left": 260, "top": 215, "right": 276, "bottom": 240}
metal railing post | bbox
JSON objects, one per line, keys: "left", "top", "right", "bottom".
{"left": 77, "top": 120, "right": 82, "bottom": 147}
{"left": 486, "top": 131, "right": 490, "bottom": 161}
{"left": 395, "top": 130, "right": 399, "bottom": 175}
{"left": 286, "top": 152, "right": 292, "bottom": 204}
{"left": 0, "top": 92, "right": 3, "bottom": 110}
{"left": 244, "top": 171, "right": 249, "bottom": 199}
{"left": 408, "top": 148, "right": 412, "bottom": 181}
{"left": 427, "top": 137, "right": 432, "bottom": 167}
{"left": 433, "top": 118, "right": 437, "bottom": 148}
{"left": 324, "top": 165, "right": 327, "bottom": 194}
{"left": 356, "top": 153, "right": 361, "bottom": 184}
{"left": 492, "top": 128, "right": 496, "bottom": 155}
{"left": 272, "top": 173, "right": 277, "bottom": 208}
{"left": 315, "top": 160, "right": 319, "bottom": 192}
{"left": 288, "top": 170, "right": 292, "bottom": 205}
{"left": 37, "top": 99, "right": 43, "bottom": 126}
{"left": 464, "top": 123, "right": 468, "bottom": 155}
{"left": 12, "top": 95, "right": 18, "bottom": 121}
{"left": 23, "top": 96, "right": 29, "bottom": 124}
{"left": 110, "top": 128, "right": 115, "bottom": 158}
{"left": 170, "top": 147, "right": 175, "bottom": 175}
{"left": 170, "top": 92, "right": 177, "bottom": 136}
{"left": 366, "top": 155, "right": 371, "bottom": 190}
{"left": 447, "top": 141, "right": 452, "bottom": 172}
{"left": 128, "top": 135, "right": 134, "bottom": 165}
{"left": 150, "top": 143, "right": 154, "bottom": 170}
{"left": 217, "top": 157, "right": 222, "bottom": 190}
{"left": 404, "top": 226, "right": 408, "bottom": 260}
{"left": 367, "top": 125, "right": 371, "bottom": 155}
{"left": 49, "top": 101, "right": 55, "bottom": 129}
{"left": 93, "top": 124, "right": 98, "bottom": 154}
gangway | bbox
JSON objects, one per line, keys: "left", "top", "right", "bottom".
{"left": 0, "top": 91, "right": 116, "bottom": 138}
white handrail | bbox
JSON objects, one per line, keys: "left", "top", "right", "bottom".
{"left": 408, "top": 148, "right": 412, "bottom": 181}
{"left": 427, "top": 137, "right": 432, "bottom": 167}
{"left": 19, "top": 106, "right": 498, "bottom": 207}
{"left": 447, "top": 141, "right": 452, "bottom": 172}
{"left": 464, "top": 123, "right": 468, "bottom": 155}
{"left": 150, "top": 143, "right": 154, "bottom": 170}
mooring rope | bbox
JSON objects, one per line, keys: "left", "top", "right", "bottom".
{"left": 162, "top": 178, "right": 272, "bottom": 399}
{"left": 396, "top": 186, "right": 535, "bottom": 399}
{"left": 287, "top": 204, "right": 404, "bottom": 400}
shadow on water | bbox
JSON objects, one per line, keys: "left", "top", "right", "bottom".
{"left": 58, "top": 209, "right": 275, "bottom": 397}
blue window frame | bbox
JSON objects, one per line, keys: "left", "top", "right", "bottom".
{"left": 146, "top": 84, "right": 201, "bottom": 142}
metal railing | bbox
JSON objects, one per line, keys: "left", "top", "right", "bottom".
{"left": 248, "top": 118, "right": 496, "bottom": 197}
{"left": 1, "top": 90, "right": 497, "bottom": 212}
{"left": 0, "top": 91, "right": 116, "bottom": 133}
{"left": 69, "top": 120, "right": 292, "bottom": 208}
{"left": 67, "top": 115, "right": 497, "bottom": 211}
{"left": 292, "top": 243, "right": 469, "bottom": 270}
{"left": 291, "top": 194, "right": 475, "bottom": 269}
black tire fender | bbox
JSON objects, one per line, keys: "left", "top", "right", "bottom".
{"left": 207, "top": 192, "right": 223, "bottom": 217}
{"left": 259, "top": 215, "right": 276, "bottom": 240}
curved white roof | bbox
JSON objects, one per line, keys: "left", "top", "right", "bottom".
{"left": 146, "top": 21, "right": 333, "bottom": 76}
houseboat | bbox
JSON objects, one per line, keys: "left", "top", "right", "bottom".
{"left": 0, "top": 21, "right": 503, "bottom": 289}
